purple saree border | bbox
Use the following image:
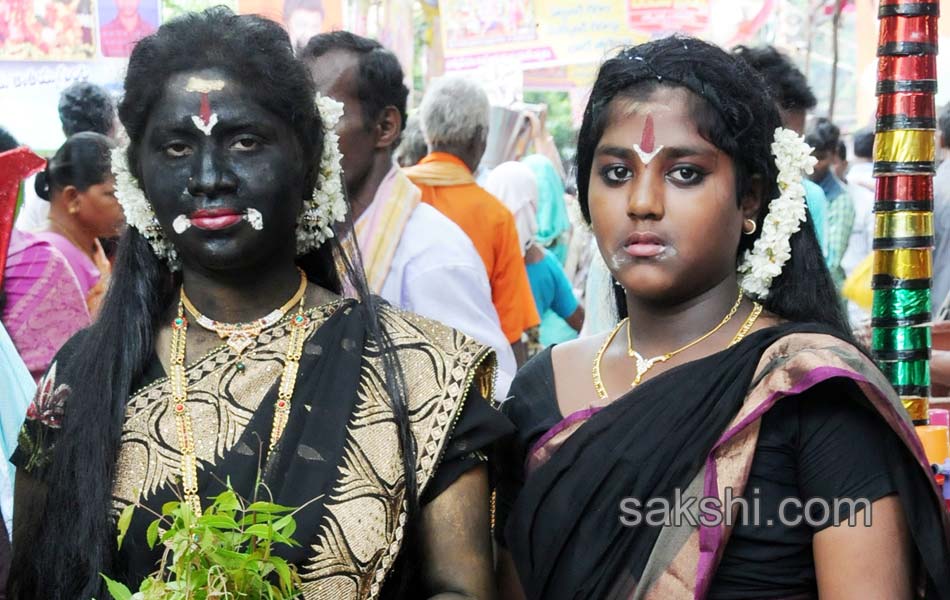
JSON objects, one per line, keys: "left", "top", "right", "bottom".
{"left": 693, "top": 365, "right": 934, "bottom": 599}
{"left": 526, "top": 406, "right": 604, "bottom": 471}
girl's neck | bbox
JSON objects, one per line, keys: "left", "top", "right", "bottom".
{"left": 624, "top": 277, "right": 744, "bottom": 358}
{"left": 47, "top": 208, "right": 97, "bottom": 260}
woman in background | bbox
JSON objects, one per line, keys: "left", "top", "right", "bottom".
{"left": 33, "top": 131, "right": 123, "bottom": 314}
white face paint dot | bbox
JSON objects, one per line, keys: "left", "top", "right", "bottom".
{"left": 244, "top": 208, "right": 263, "bottom": 231}
{"left": 173, "top": 214, "right": 191, "bottom": 234}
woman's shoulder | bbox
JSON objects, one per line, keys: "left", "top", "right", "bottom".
{"left": 504, "top": 347, "right": 561, "bottom": 436}
{"left": 754, "top": 322, "right": 872, "bottom": 370}
{"left": 375, "top": 299, "right": 490, "bottom": 356}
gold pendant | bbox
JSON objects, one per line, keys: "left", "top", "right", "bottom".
{"left": 223, "top": 329, "right": 257, "bottom": 354}
{"left": 631, "top": 352, "right": 668, "bottom": 386}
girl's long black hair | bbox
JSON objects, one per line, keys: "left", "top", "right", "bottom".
{"left": 577, "top": 36, "right": 851, "bottom": 336}
{"left": 11, "top": 8, "right": 418, "bottom": 598}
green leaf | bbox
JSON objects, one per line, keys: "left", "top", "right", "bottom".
{"left": 198, "top": 514, "right": 239, "bottom": 530}
{"left": 272, "top": 557, "right": 292, "bottom": 587}
{"left": 246, "top": 501, "right": 295, "bottom": 513}
{"left": 212, "top": 489, "right": 241, "bottom": 512}
{"left": 243, "top": 523, "right": 276, "bottom": 539}
{"left": 161, "top": 501, "right": 179, "bottom": 516}
{"left": 116, "top": 503, "right": 135, "bottom": 550}
{"left": 146, "top": 519, "right": 161, "bottom": 549}
{"left": 100, "top": 574, "right": 133, "bottom": 600}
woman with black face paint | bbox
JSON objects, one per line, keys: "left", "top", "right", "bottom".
{"left": 9, "top": 9, "right": 508, "bottom": 599}
{"left": 495, "top": 38, "right": 950, "bottom": 600}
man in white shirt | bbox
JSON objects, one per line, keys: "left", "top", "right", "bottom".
{"left": 841, "top": 128, "right": 875, "bottom": 323}
{"left": 300, "top": 31, "right": 516, "bottom": 401}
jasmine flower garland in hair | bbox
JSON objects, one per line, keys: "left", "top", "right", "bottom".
{"left": 111, "top": 96, "right": 350, "bottom": 269}
{"left": 297, "top": 94, "right": 348, "bottom": 255}
{"left": 737, "top": 127, "right": 817, "bottom": 299}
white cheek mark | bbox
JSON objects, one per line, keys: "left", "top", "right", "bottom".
{"left": 173, "top": 214, "right": 191, "bottom": 234}
{"left": 244, "top": 208, "right": 263, "bottom": 230}
{"left": 632, "top": 144, "right": 664, "bottom": 166}
{"left": 608, "top": 250, "right": 632, "bottom": 271}
{"left": 190, "top": 113, "right": 219, "bottom": 136}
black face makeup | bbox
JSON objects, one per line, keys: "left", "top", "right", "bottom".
{"left": 588, "top": 87, "right": 747, "bottom": 303}
{"left": 138, "top": 68, "right": 306, "bottom": 272}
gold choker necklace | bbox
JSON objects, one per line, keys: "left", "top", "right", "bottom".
{"left": 180, "top": 269, "right": 307, "bottom": 359}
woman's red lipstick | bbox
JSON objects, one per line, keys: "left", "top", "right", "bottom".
{"left": 189, "top": 207, "right": 243, "bottom": 230}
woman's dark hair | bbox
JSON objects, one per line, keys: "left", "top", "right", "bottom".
{"left": 576, "top": 36, "right": 850, "bottom": 335}
{"left": 13, "top": 8, "right": 417, "bottom": 598}
{"left": 33, "top": 131, "right": 114, "bottom": 201}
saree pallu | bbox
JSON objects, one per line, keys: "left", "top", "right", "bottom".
{"left": 2, "top": 230, "right": 89, "bottom": 381}
{"left": 14, "top": 299, "right": 507, "bottom": 599}
{"left": 502, "top": 323, "right": 950, "bottom": 600}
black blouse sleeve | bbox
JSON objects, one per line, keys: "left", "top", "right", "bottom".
{"left": 493, "top": 348, "right": 562, "bottom": 545}
{"left": 421, "top": 366, "right": 516, "bottom": 505}
{"left": 792, "top": 379, "right": 898, "bottom": 529}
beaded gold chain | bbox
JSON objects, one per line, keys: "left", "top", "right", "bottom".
{"left": 169, "top": 288, "right": 310, "bottom": 515}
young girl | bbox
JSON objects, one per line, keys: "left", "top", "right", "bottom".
{"left": 496, "top": 37, "right": 950, "bottom": 600}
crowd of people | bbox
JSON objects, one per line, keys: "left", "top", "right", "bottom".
{"left": 0, "top": 7, "right": 949, "bottom": 599}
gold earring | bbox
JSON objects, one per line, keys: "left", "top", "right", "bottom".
{"left": 743, "top": 218, "right": 757, "bottom": 235}
{"left": 69, "top": 206, "right": 79, "bottom": 215}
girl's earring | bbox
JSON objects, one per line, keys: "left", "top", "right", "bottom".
{"left": 743, "top": 218, "right": 757, "bottom": 235}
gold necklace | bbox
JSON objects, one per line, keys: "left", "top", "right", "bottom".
{"left": 625, "top": 289, "right": 743, "bottom": 386}
{"left": 169, "top": 289, "right": 310, "bottom": 516}
{"left": 728, "top": 302, "right": 763, "bottom": 347}
{"left": 180, "top": 268, "right": 307, "bottom": 367}
{"left": 592, "top": 291, "right": 759, "bottom": 401}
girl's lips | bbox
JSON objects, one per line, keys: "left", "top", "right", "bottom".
{"left": 624, "top": 243, "right": 667, "bottom": 258}
{"left": 622, "top": 231, "right": 669, "bottom": 258}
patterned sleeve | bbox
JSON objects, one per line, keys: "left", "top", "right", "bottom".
{"left": 825, "top": 193, "right": 856, "bottom": 286}
{"left": 11, "top": 335, "right": 83, "bottom": 481}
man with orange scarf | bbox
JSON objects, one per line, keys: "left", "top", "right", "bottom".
{"left": 405, "top": 77, "right": 540, "bottom": 365}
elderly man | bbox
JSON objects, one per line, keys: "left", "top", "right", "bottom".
{"left": 404, "top": 77, "right": 540, "bottom": 364}
{"left": 300, "top": 32, "right": 517, "bottom": 399}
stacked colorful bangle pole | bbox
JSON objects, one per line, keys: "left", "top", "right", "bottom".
{"left": 873, "top": 0, "right": 939, "bottom": 424}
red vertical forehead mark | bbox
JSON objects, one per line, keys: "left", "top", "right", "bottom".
{"left": 184, "top": 77, "right": 225, "bottom": 136}
{"left": 198, "top": 92, "right": 213, "bottom": 126}
{"left": 640, "top": 114, "right": 655, "bottom": 153}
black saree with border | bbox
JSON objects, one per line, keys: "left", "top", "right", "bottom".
{"left": 14, "top": 298, "right": 511, "bottom": 599}
{"left": 498, "top": 323, "right": 950, "bottom": 600}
